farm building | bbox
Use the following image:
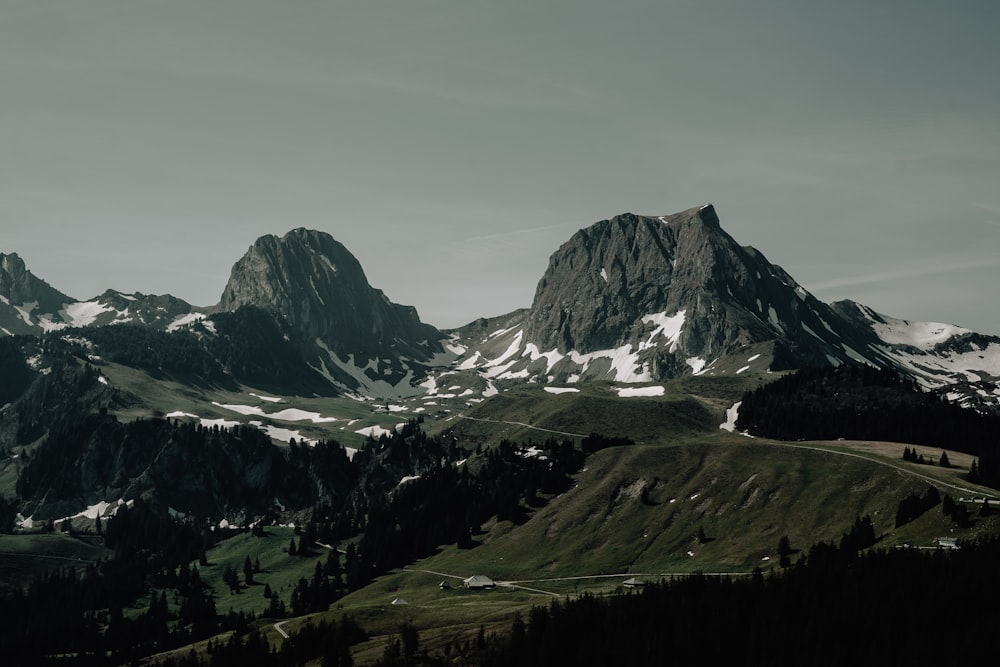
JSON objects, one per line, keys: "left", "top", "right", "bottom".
{"left": 463, "top": 575, "right": 495, "bottom": 590}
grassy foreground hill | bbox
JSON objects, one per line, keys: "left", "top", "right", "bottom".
{"left": 6, "top": 373, "right": 1000, "bottom": 665}
{"left": 269, "top": 429, "right": 1000, "bottom": 664}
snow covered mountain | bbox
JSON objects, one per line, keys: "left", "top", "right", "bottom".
{"left": 3, "top": 209, "right": 998, "bottom": 409}
{"left": 831, "top": 301, "right": 1000, "bottom": 411}
{"left": 437, "top": 205, "right": 1000, "bottom": 411}
{"left": 1, "top": 251, "right": 202, "bottom": 334}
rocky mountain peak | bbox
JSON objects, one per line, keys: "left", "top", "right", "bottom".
{"left": 0, "top": 252, "right": 71, "bottom": 311}
{"left": 0, "top": 252, "right": 75, "bottom": 335}
{"left": 444, "top": 204, "right": 895, "bottom": 391}
{"left": 218, "top": 228, "right": 444, "bottom": 394}
{"left": 523, "top": 205, "right": 775, "bottom": 355}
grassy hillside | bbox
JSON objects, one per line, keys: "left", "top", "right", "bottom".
{"left": 359, "top": 434, "right": 989, "bottom": 581}
{"left": 7, "top": 369, "right": 1000, "bottom": 665}
{"left": 0, "top": 533, "right": 112, "bottom": 589}
{"left": 424, "top": 376, "right": 766, "bottom": 446}
{"left": 97, "top": 360, "right": 415, "bottom": 449}
{"left": 297, "top": 431, "right": 1000, "bottom": 663}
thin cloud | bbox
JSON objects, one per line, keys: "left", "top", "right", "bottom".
{"left": 809, "top": 257, "right": 1000, "bottom": 291}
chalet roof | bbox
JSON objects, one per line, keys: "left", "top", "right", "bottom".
{"left": 463, "top": 574, "right": 495, "bottom": 587}
{"left": 622, "top": 577, "right": 645, "bottom": 587}
{"left": 391, "top": 597, "right": 409, "bottom": 605}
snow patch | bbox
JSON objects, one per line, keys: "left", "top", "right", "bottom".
{"left": 355, "top": 424, "right": 404, "bottom": 438}
{"left": 720, "top": 401, "right": 741, "bottom": 432}
{"left": 62, "top": 300, "right": 114, "bottom": 327}
{"left": 261, "top": 425, "right": 317, "bottom": 446}
{"left": 639, "top": 310, "right": 685, "bottom": 352}
{"left": 314, "top": 339, "right": 423, "bottom": 398}
{"left": 767, "top": 306, "right": 783, "bottom": 332}
{"left": 522, "top": 343, "right": 565, "bottom": 374}
{"left": 686, "top": 357, "right": 707, "bottom": 374}
{"left": 613, "top": 385, "right": 665, "bottom": 397}
{"left": 869, "top": 313, "right": 971, "bottom": 350}
{"left": 14, "top": 301, "right": 38, "bottom": 326}
{"left": 167, "top": 312, "right": 207, "bottom": 332}
{"left": 567, "top": 344, "right": 649, "bottom": 383}
{"left": 802, "top": 323, "right": 823, "bottom": 340}
{"left": 485, "top": 330, "right": 524, "bottom": 369}
{"left": 249, "top": 392, "right": 283, "bottom": 403}
{"left": 840, "top": 344, "right": 870, "bottom": 364}
{"left": 544, "top": 387, "right": 580, "bottom": 394}
{"left": 212, "top": 402, "right": 338, "bottom": 423}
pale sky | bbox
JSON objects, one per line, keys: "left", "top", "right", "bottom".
{"left": 3, "top": 0, "right": 999, "bottom": 335}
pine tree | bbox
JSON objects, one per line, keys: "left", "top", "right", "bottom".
{"left": 778, "top": 535, "right": 792, "bottom": 568}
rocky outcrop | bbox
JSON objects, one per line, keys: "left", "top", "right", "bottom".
{"left": 454, "top": 205, "right": 862, "bottom": 381}
{"left": 218, "top": 228, "right": 445, "bottom": 393}
{"left": 437, "top": 204, "right": 1000, "bottom": 412}
{"left": 0, "top": 253, "right": 74, "bottom": 334}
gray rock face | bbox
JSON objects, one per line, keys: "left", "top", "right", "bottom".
{"left": 0, "top": 252, "right": 74, "bottom": 334}
{"left": 436, "top": 204, "right": 1000, "bottom": 413}
{"left": 218, "top": 228, "right": 444, "bottom": 391}
{"left": 522, "top": 205, "right": 852, "bottom": 368}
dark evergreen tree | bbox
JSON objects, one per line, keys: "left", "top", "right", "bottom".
{"left": 243, "top": 556, "right": 254, "bottom": 586}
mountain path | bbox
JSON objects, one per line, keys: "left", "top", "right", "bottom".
{"left": 453, "top": 415, "right": 587, "bottom": 439}
{"left": 771, "top": 440, "right": 996, "bottom": 498}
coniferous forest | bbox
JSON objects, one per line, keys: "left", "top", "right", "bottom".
{"left": 0, "top": 413, "right": 595, "bottom": 665}
{"left": 142, "top": 534, "right": 1000, "bottom": 667}
{"left": 472, "top": 535, "right": 1000, "bottom": 667}
{"left": 736, "top": 365, "right": 1000, "bottom": 488}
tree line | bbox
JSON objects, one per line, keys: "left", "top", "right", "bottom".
{"left": 736, "top": 364, "right": 1000, "bottom": 488}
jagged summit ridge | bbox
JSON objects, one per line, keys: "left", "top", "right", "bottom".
{"left": 441, "top": 204, "right": 1000, "bottom": 411}
{"left": 518, "top": 204, "right": 847, "bottom": 367}
{"left": 525, "top": 204, "right": 774, "bottom": 355}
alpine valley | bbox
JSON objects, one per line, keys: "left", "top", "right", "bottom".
{"left": 2, "top": 205, "right": 999, "bottom": 666}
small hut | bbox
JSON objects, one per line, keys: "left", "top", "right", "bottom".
{"left": 463, "top": 575, "right": 495, "bottom": 590}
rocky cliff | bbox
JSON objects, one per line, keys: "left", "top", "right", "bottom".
{"left": 218, "top": 228, "right": 446, "bottom": 395}
{"left": 0, "top": 253, "right": 74, "bottom": 335}
{"left": 441, "top": 205, "right": 1000, "bottom": 412}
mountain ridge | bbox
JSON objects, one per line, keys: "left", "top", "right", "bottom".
{"left": 2, "top": 205, "right": 998, "bottom": 409}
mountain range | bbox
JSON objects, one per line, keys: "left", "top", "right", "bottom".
{"left": 3, "top": 204, "right": 1000, "bottom": 665}
{"left": 3, "top": 204, "right": 998, "bottom": 411}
